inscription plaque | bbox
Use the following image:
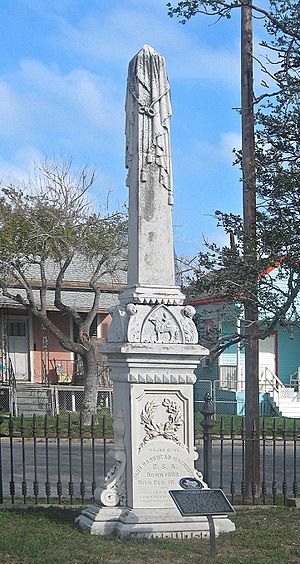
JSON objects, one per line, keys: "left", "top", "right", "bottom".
{"left": 169, "top": 489, "right": 235, "bottom": 516}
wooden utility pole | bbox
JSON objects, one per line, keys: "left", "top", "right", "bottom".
{"left": 241, "top": 0, "right": 260, "bottom": 495}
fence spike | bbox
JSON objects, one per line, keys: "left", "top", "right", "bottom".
{"left": 56, "top": 414, "right": 61, "bottom": 437}
{"left": 79, "top": 411, "right": 84, "bottom": 438}
{"left": 282, "top": 417, "right": 287, "bottom": 439}
{"left": 8, "top": 413, "right": 14, "bottom": 437}
{"left": 68, "top": 413, "right": 72, "bottom": 438}
{"left": 220, "top": 416, "right": 224, "bottom": 438}
{"left": 20, "top": 413, "right": 25, "bottom": 438}
{"left": 230, "top": 416, "right": 235, "bottom": 439}
{"left": 91, "top": 414, "right": 95, "bottom": 439}
{"left": 240, "top": 416, "right": 245, "bottom": 438}
{"left": 32, "top": 413, "right": 37, "bottom": 438}
{"left": 44, "top": 414, "right": 48, "bottom": 438}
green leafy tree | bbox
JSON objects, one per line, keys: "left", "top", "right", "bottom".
{"left": 167, "top": 0, "right": 299, "bottom": 495}
{"left": 184, "top": 0, "right": 300, "bottom": 339}
{"left": 167, "top": 0, "right": 299, "bottom": 40}
{"left": 0, "top": 160, "right": 127, "bottom": 422}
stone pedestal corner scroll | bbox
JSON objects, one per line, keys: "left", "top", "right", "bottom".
{"left": 75, "top": 45, "right": 235, "bottom": 539}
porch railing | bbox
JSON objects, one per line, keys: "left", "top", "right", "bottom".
{"left": 219, "top": 366, "right": 238, "bottom": 390}
{"left": 49, "top": 359, "right": 112, "bottom": 387}
{"left": 219, "top": 365, "right": 290, "bottom": 397}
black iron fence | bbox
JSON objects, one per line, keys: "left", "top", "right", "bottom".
{"left": 198, "top": 394, "right": 299, "bottom": 505}
{"left": 0, "top": 407, "right": 299, "bottom": 506}
{"left": 0, "top": 413, "right": 111, "bottom": 505}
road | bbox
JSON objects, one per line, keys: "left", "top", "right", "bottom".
{"left": 0, "top": 438, "right": 299, "bottom": 501}
{"left": 196, "top": 440, "right": 300, "bottom": 497}
{"left": 0, "top": 438, "right": 115, "bottom": 501}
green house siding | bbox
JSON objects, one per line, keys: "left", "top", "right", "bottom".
{"left": 277, "top": 326, "right": 300, "bottom": 385}
{"left": 194, "top": 306, "right": 300, "bottom": 386}
{"left": 220, "top": 321, "right": 245, "bottom": 367}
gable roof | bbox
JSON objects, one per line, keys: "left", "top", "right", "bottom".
{"left": 1, "top": 255, "right": 127, "bottom": 312}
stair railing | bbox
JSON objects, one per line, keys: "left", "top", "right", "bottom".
{"left": 48, "top": 386, "right": 56, "bottom": 416}
{"left": 260, "top": 366, "right": 285, "bottom": 409}
{"left": 289, "top": 368, "right": 300, "bottom": 391}
{"left": 8, "top": 359, "right": 18, "bottom": 416}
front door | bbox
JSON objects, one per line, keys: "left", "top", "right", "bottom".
{"left": 259, "top": 333, "right": 276, "bottom": 390}
{"left": 8, "top": 319, "right": 29, "bottom": 381}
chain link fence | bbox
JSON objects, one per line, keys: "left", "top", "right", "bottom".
{"left": 194, "top": 379, "right": 213, "bottom": 412}
{"left": 53, "top": 386, "right": 113, "bottom": 415}
{"left": 2, "top": 378, "right": 278, "bottom": 418}
{"left": 0, "top": 387, "right": 9, "bottom": 413}
{"left": 194, "top": 379, "right": 279, "bottom": 417}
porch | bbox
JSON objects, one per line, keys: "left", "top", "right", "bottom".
{"left": 0, "top": 381, "right": 113, "bottom": 417}
{"left": 0, "top": 307, "right": 111, "bottom": 386}
{"left": 215, "top": 364, "right": 300, "bottom": 417}
{"left": 0, "top": 357, "right": 113, "bottom": 417}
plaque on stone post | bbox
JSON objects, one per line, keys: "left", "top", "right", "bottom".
{"left": 76, "top": 45, "right": 235, "bottom": 540}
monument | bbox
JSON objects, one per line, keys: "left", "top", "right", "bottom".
{"left": 76, "top": 45, "right": 235, "bottom": 538}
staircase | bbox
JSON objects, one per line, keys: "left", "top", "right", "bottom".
{"left": 15, "top": 383, "right": 53, "bottom": 416}
{"left": 260, "top": 368, "right": 300, "bottom": 418}
{"left": 278, "top": 389, "right": 300, "bottom": 418}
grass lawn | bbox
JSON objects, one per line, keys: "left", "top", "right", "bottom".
{"left": 1, "top": 412, "right": 298, "bottom": 439}
{"left": 0, "top": 411, "right": 114, "bottom": 439}
{"left": 0, "top": 506, "right": 299, "bottom": 563}
{"left": 194, "top": 413, "right": 300, "bottom": 438}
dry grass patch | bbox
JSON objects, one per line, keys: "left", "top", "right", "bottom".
{"left": 0, "top": 505, "right": 299, "bottom": 563}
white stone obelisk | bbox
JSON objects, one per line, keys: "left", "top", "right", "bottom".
{"left": 125, "top": 44, "right": 174, "bottom": 288}
{"left": 76, "top": 45, "right": 235, "bottom": 539}
{"left": 121, "top": 44, "right": 183, "bottom": 305}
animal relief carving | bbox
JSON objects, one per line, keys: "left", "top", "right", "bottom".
{"left": 141, "top": 306, "right": 183, "bottom": 344}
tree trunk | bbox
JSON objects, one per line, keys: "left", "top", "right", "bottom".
{"left": 241, "top": 0, "right": 260, "bottom": 496}
{"left": 81, "top": 345, "right": 99, "bottom": 424}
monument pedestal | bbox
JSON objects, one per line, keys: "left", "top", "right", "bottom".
{"left": 98, "top": 341, "right": 206, "bottom": 508}
{"left": 76, "top": 339, "right": 235, "bottom": 538}
{"left": 76, "top": 505, "right": 235, "bottom": 539}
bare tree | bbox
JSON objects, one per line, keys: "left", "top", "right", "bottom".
{"left": 0, "top": 159, "right": 127, "bottom": 422}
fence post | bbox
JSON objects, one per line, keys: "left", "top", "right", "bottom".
{"left": 0, "top": 416, "right": 3, "bottom": 504}
{"left": 201, "top": 392, "right": 215, "bottom": 487}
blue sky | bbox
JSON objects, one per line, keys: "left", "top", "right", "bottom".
{"left": 0, "top": 0, "right": 267, "bottom": 256}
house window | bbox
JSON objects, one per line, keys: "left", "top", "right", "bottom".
{"left": 8, "top": 322, "right": 26, "bottom": 337}
{"left": 199, "top": 318, "right": 215, "bottom": 366}
{"left": 202, "top": 319, "right": 215, "bottom": 351}
{"left": 73, "top": 315, "right": 98, "bottom": 342}
{"left": 219, "top": 366, "right": 238, "bottom": 390}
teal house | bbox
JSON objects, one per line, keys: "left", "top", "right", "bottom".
{"left": 188, "top": 264, "right": 300, "bottom": 418}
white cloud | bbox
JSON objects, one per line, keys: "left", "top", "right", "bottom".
{"left": 219, "top": 132, "right": 242, "bottom": 161}
{"left": 202, "top": 228, "right": 231, "bottom": 248}
{"left": 168, "top": 43, "right": 240, "bottom": 84}
{"left": 0, "top": 58, "right": 124, "bottom": 159}
{"left": 54, "top": 2, "right": 240, "bottom": 87}
{"left": 0, "top": 146, "right": 44, "bottom": 184}
{"left": 185, "top": 131, "right": 241, "bottom": 171}
{"left": 0, "top": 146, "right": 125, "bottom": 213}
{"left": 19, "top": 59, "right": 122, "bottom": 132}
{"left": 55, "top": 2, "right": 183, "bottom": 65}
{"left": 0, "top": 81, "right": 29, "bottom": 136}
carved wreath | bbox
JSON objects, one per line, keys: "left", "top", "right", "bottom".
{"left": 139, "top": 399, "right": 184, "bottom": 451}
